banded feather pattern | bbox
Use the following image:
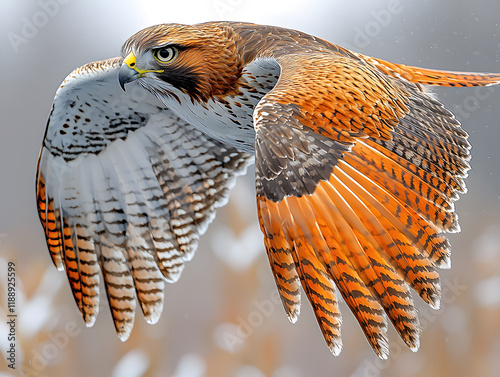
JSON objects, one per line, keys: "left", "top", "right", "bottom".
{"left": 37, "top": 58, "right": 252, "bottom": 340}
{"left": 252, "top": 36, "right": 500, "bottom": 358}
{"left": 38, "top": 21, "right": 500, "bottom": 356}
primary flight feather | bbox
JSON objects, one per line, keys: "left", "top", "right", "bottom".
{"left": 36, "top": 22, "right": 500, "bottom": 358}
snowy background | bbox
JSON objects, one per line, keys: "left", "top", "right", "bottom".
{"left": 1, "top": 1, "right": 500, "bottom": 376}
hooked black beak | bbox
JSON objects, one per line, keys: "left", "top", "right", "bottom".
{"left": 118, "top": 63, "right": 139, "bottom": 91}
{"left": 118, "top": 52, "right": 164, "bottom": 91}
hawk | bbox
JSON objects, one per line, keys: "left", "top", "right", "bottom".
{"left": 36, "top": 22, "right": 500, "bottom": 359}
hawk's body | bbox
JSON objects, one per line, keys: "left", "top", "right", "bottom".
{"left": 37, "top": 22, "right": 500, "bottom": 358}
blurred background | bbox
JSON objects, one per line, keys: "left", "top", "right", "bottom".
{"left": 1, "top": 0, "right": 500, "bottom": 376}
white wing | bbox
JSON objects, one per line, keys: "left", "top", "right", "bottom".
{"left": 36, "top": 57, "right": 253, "bottom": 340}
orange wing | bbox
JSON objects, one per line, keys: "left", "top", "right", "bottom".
{"left": 254, "top": 52, "right": 500, "bottom": 358}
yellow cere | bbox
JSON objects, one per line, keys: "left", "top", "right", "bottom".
{"left": 123, "top": 52, "right": 164, "bottom": 77}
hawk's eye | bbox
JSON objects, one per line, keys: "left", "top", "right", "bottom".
{"left": 153, "top": 46, "right": 178, "bottom": 63}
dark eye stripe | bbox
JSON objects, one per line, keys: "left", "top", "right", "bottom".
{"left": 158, "top": 64, "right": 204, "bottom": 99}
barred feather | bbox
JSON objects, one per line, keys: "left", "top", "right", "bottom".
{"left": 36, "top": 58, "right": 252, "bottom": 340}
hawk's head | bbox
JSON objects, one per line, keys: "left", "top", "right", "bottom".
{"left": 118, "top": 23, "right": 243, "bottom": 103}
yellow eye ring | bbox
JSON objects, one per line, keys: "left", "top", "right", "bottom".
{"left": 153, "top": 46, "right": 178, "bottom": 63}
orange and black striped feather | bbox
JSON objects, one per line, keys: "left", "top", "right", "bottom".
{"left": 254, "top": 48, "right": 500, "bottom": 357}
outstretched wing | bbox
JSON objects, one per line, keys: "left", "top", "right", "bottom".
{"left": 36, "top": 58, "right": 252, "bottom": 340}
{"left": 254, "top": 52, "right": 500, "bottom": 358}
